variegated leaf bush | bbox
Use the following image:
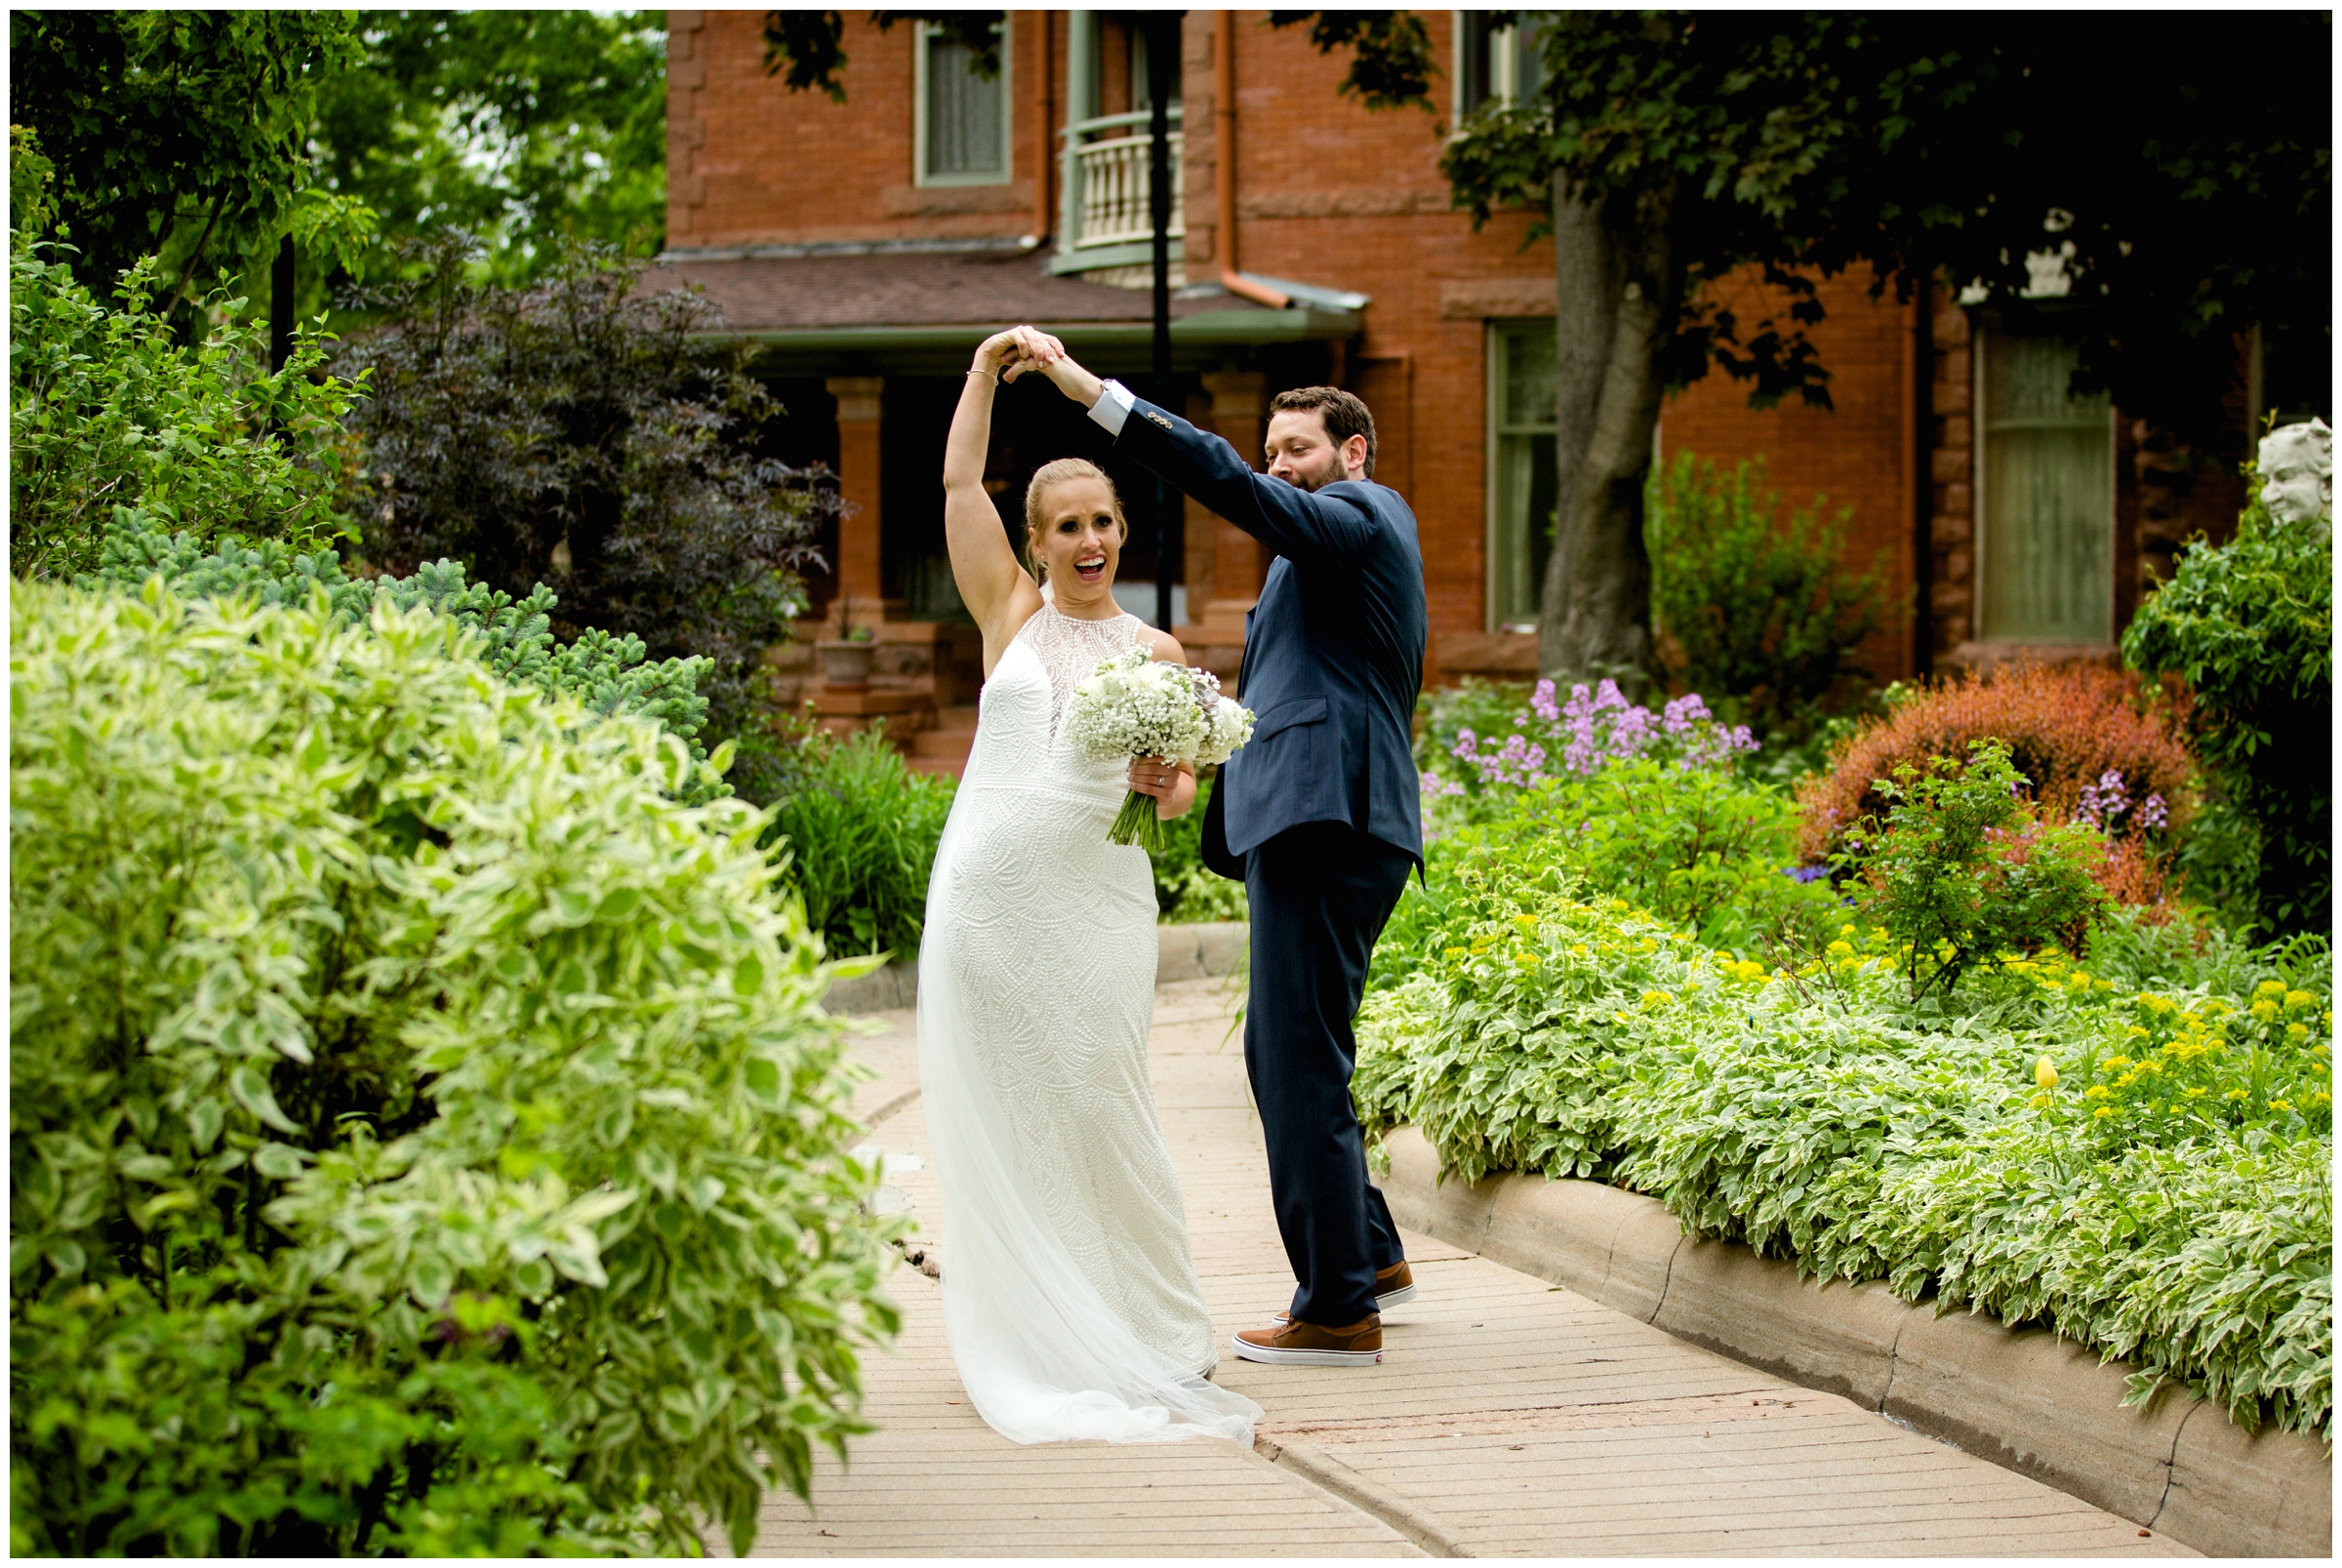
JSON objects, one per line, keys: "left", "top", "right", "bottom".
{"left": 11, "top": 582, "right": 898, "bottom": 1554}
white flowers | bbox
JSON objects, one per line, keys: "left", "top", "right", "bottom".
{"left": 1065, "top": 647, "right": 1255, "bottom": 847}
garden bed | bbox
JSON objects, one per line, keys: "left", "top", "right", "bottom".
{"left": 1378, "top": 1126, "right": 2331, "bottom": 1558}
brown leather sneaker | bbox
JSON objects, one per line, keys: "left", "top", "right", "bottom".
{"left": 1232, "top": 1313, "right": 1383, "bottom": 1366}
{"left": 1273, "top": 1261, "right": 1415, "bottom": 1325}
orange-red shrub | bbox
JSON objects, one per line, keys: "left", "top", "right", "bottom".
{"left": 1797, "top": 663, "right": 2199, "bottom": 865}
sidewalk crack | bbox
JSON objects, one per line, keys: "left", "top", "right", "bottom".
{"left": 1256, "top": 1437, "right": 1469, "bottom": 1557}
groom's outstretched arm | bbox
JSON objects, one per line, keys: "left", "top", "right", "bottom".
{"left": 1026, "top": 339, "right": 1377, "bottom": 563}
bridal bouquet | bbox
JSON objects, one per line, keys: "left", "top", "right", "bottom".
{"left": 1065, "top": 648, "right": 1256, "bottom": 850}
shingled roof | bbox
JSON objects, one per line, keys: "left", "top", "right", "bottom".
{"left": 650, "top": 241, "right": 1362, "bottom": 371}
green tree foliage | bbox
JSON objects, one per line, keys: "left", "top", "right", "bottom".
{"left": 1354, "top": 884, "right": 2332, "bottom": 1437}
{"left": 340, "top": 234, "right": 842, "bottom": 804}
{"left": 9, "top": 224, "right": 360, "bottom": 580}
{"left": 2124, "top": 486, "right": 2333, "bottom": 938}
{"left": 309, "top": 11, "right": 668, "bottom": 285}
{"left": 11, "top": 582, "right": 898, "bottom": 1555}
{"left": 1645, "top": 451, "right": 1894, "bottom": 734}
{"left": 1287, "top": 11, "right": 2330, "bottom": 680}
{"left": 7, "top": 11, "right": 360, "bottom": 309}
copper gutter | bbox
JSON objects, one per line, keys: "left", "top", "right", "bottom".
{"left": 1214, "top": 11, "right": 1290, "bottom": 309}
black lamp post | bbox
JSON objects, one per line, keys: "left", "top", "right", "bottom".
{"left": 1145, "top": 12, "right": 1181, "bottom": 632}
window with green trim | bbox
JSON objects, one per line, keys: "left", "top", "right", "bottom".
{"left": 1488, "top": 319, "right": 1558, "bottom": 630}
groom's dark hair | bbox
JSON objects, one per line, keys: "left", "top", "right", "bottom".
{"left": 1270, "top": 385, "right": 1377, "bottom": 481}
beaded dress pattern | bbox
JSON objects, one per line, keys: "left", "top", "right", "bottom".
{"left": 915, "top": 604, "right": 1259, "bottom": 1444}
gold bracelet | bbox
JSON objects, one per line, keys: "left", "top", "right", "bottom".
{"left": 966, "top": 367, "right": 998, "bottom": 382}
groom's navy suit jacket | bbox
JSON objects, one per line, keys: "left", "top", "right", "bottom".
{"left": 1110, "top": 395, "right": 1427, "bottom": 867}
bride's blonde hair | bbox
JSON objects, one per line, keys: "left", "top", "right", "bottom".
{"left": 1023, "top": 458, "right": 1126, "bottom": 581}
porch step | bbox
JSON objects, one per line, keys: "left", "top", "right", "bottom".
{"left": 905, "top": 705, "right": 980, "bottom": 780}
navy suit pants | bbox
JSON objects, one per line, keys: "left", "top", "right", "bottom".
{"left": 1242, "top": 821, "right": 1413, "bottom": 1327}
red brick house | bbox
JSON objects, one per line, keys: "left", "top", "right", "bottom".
{"left": 662, "top": 10, "right": 2251, "bottom": 765}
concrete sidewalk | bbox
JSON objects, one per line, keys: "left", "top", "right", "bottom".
{"left": 737, "top": 978, "right": 2191, "bottom": 1557}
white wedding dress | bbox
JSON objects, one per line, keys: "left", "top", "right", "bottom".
{"left": 914, "top": 604, "right": 1260, "bottom": 1445}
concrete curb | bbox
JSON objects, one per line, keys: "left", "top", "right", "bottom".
{"left": 1377, "top": 1125, "right": 2331, "bottom": 1559}
{"left": 821, "top": 921, "right": 1248, "bottom": 1015}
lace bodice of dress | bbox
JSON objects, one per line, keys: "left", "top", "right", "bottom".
{"left": 1012, "top": 603, "right": 1147, "bottom": 734}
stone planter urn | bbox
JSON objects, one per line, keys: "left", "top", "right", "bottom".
{"left": 817, "top": 639, "right": 876, "bottom": 691}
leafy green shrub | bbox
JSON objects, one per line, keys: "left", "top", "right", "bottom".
{"left": 1355, "top": 876, "right": 2333, "bottom": 1436}
{"left": 342, "top": 234, "right": 842, "bottom": 804}
{"left": 89, "top": 507, "right": 715, "bottom": 768}
{"left": 1645, "top": 450, "right": 1897, "bottom": 735}
{"left": 1378, "top": 757, "right": 1837, "bottom": 985}
{"left": 11, "top": 582, "right": 897, "bottom": 1554}
{"left": 767, "top": 724, "right": 956, "bottom": 959}
{"left": 2123, "top": 483, "right": 2332, "bottom": 937}
{"left": 10, "top": 235, "right": 360, "bottom": 581}
{"left": 1847, "top": 740, "right": 2109, "bottom": 999}
{"left": 1148, "top": 774, "right": 1250, "bottom": 924}
{"left": 1796, "top": 662, "right": 2199, "bottom": 867}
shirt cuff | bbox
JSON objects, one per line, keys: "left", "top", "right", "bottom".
{"left": 1087, "top": 379, "right": 1136, "bottom": 436}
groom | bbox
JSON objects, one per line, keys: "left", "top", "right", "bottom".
{"left": 1017, "top": 330, "right": 1426, "bottom": 1368}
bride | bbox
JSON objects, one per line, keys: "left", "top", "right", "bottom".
{"left": 911, "top": 326, "right": 1261, "bottom": 1445}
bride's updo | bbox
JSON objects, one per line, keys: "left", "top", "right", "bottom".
{"left": 1023, "top": 458, "right": 1126, "bottom": 580}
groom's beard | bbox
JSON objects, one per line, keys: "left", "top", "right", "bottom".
{"left": 1279, "top": 450, "right": 1350, "bottom": 492}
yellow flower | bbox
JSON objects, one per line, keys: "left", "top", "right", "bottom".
{"left": 2115, "top": 1073, "right": 2137, "bottom": 1088}
{"left": 2093, "top": 1106, "right": 2115, "bottom": 1118}
{"left": 2029, "top": 1092, "right": 2053, "bottom": 1109}
{"left": 1839, "top": 923, "right": 1858, "bottom": 937}
{"left": 2256, "top": 980, "right": 2287, "bottom": 997}
{"left": 2083, "top": 1085, "right": 2111, "bottom": 1101}
{"left": 2284, "top": 989, "right": 2316, "bottom": 1011}
{"left": 2184, "top": 1086, "right": 2207, "bottom": 1099}
{"left": 2138, "top": 994, "right": 2175, "bottom": 1016}
{"left": 2314, "top": 1091, "right": 2332, "bottom": 1107}
{"left": 1443, "top": 947, "right": 1468, "bottom": 961}
{"left": 2124, "top": 1025, "right": 2151, "bottom": 1038}
{"left": 1640, "top": 989, "right": 1673, "bottom": 1007}
{"left": 2035, "top": 1058, "right": 2059, "bottom": 1090}
{"left": 2271, "top": 1099, "right": 2295, "bottom": 1113}
{"left": 2287, "top": 1024, "right": 2309, "bottom": 1040}
{"left": 1516, "top": 950, "right": 1540, "bottom": 968}
{"left": 1514, "top": 914, "right": 1539, "bottom": 930}
{"left": 2105, "top": 1054, "right": 2133, "bottom": 1070}
{"left": 2227, "top": 1088, "right": 2250, "bottom": 1102}
{"left": 1827, "top": 940, "right": 1854, "bottom": 956}
{"left": 2251, "top": 1000, "right": 2279, "bottom": 1021}
{"left": 1570, "top": 945, "right": 1588, "bottom": 957}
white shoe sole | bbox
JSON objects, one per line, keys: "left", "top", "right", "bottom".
{"left": 1273, "top": 1281, "right": 1417, "bottom": 1325}
{"left": 1231, "top": 1336, "right": 1383, "bottom": 1366}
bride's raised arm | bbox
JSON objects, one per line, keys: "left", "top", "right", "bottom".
{"left": 944, "top": 328, "right": 1050, "bottom": 663}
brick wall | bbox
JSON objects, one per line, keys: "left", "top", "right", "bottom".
{"left": 668, "top": 11, "right": 1049, "bottom": 249}
{"left": 1656, "top": 269, "right": 1920, "bottom": 680}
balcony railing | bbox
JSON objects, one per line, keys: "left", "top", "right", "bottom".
{"left": 1058, "top": 108, "right": 1183, "bottom": 254}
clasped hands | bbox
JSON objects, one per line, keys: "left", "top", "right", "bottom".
{"left": 964, "top": 322, "right": 1081, "bottom": 395}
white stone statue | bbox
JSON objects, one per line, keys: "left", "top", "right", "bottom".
{"left": 2256, "top": 418, "right": 2331, "bottom": 526}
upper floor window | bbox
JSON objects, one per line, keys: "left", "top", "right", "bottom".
{"left": 1488, "top": 319, "right": 1558, "bottom": 630}
{"left": 1455, "top": 12, "right": 1551, "bottom": 120}
{"left": 917, "top": 18, "right": 1010, "bottom": 186}
{"left": 1977, "top": 328, "right": 2115, "bottom": 644}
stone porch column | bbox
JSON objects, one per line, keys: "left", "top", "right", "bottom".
{"left": 826, "top": 376, "right": 885, "bottom": 624}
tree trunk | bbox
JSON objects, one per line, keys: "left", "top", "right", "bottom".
{"left": 1537, "top": 180, "right": 1675, "bottom": 695}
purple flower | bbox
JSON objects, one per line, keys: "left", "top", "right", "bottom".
{"left": 2138, "top": 792, "right": 2169, "bottom": 831}
{"left": 1785, "top": 865, "right": 1831, "bottom": 884}
{"left": 2076, "top": 769, "right": 2132, "bottom": 828}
